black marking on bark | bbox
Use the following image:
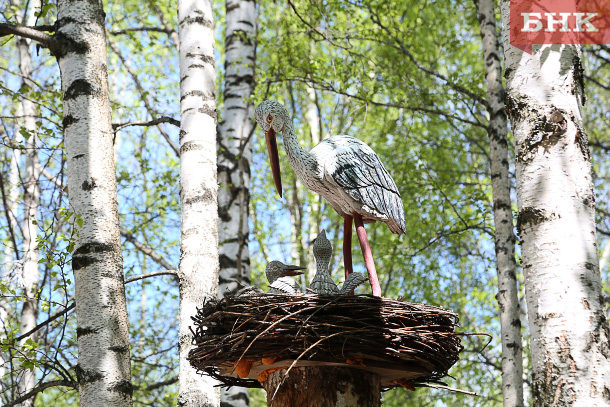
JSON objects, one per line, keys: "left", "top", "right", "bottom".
{"left": 180, "top": 141, "right": 204, "bottom": 154}
{"left": 179, "top": 15, "right": 213, "bottom": 29}
{"left": 51, "top": 30, "right": 89, "bottom": 59}
{"left": 185, "top": 188, "right": 216, "bottom": 205}
{"left": 108, "top": 345, "right": 129, "bottom": 353}
{"left": 198, "top": 105, "right": 218, "bottom": 120}
{"left": 82, "top": 178, "right": 97, "bottom": 191}
{"left": 75, "top": 364, "right": 103, "bottom": 384}
{"left": 181, "top": 89, "right": 215, "bottom": 102}
{"left": 63, "top": 115, "right": 78, "bottom": 129}
{"left": 77, "top": 326, "right": 100, "bottom": 337}
{"left": 186, "top": 52, "right": 215, "bottom": 66}
{"left": 72, "top": 255, "right": 98, "bottom": 271}
{"left": 64, "top": 79, "right": 95, "bottom": 101}
{"left": 73, "top": 242, "right": 118, "bottom": 270}
{"left": 109, "top": 380, "right": 133, "bottom": 396}
{"left": 226, "top": 29, "right": 254, "bottom": 46}
{"left": 219, "top": 254, "right": 237, "bottom": 270}
{"left": 516, "top": 207, "right": 559, "bottom": 236}
{"left": 73, "top": 154, "right": 85, "bottom": 159}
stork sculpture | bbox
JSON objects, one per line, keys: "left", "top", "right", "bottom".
{"left": 255, "top": 100, "right": 406, "bottom": 296}
{"left": 310, "top": 230, "right": 367, "bottom": 295}
{"left": 265, "top": 261, "right": 305, "bottom": 294}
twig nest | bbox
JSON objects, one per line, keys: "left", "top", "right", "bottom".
{"left": 188, "top": 293, "right": 463, "bottom": 389}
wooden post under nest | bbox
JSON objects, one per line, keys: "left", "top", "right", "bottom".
{"left": 188, "top": 294, "right": 466, "bottom": 404}
{"left": 262, "top": 367, "right": 380, "bottom": 407}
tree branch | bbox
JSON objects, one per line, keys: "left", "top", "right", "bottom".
{"left": 124, "top": 270, "right": 178, "bottom": 284}
{"left": 0, "top": 23, "right": 58, "bottom": 51}
{"left": 134, "top": 375, "right": 178, "bottom": 392}
{"left": 107, "top": 37, "right": 180, "bottom": 156}
{"left": 113, "top": 116, "right": 180, "bottom": 133}
{"left": 109, "top": 26, "right": 174, "bottom": 36}
{"left": 11, "top": 303, "right": 75, "bottom": 344}
{"left": 2, "top": 380, "right": 77, "bottom": 407}
{"left": 120, "top": 228, "right": 175, "bottom": 270}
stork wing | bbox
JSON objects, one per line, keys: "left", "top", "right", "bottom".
{"left": 324, "top": 137, "right": 406, "bottom": 234}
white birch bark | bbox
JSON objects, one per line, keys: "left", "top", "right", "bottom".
{"left": 56, "top": 0, "right": 132, "bottom": 405}
{"left": 12, "top": 0, "right": 40, "bottom": 404}
{"left": 217, "top": 1, "right": 256, "bottom": 405}
{"left": 217, "top": 0, "right": 256, "bottom": 299}
{"left": 475, "top": 0, "right": 524, "bottom": 405}
{"left": 178, "top": 0, "right": 220, "bottom": 405}
{"left": 500, "top": 1, "right": 610, "bottom": 405}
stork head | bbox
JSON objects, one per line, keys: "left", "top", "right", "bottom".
{"left": 313, "top": 230, "right": 332, "bottom": 266}
{"left": 265, "top": 260, "right": 305, "bottom": 283}
{"left": 255, "top": 100, "right": 291, "bottom": 198}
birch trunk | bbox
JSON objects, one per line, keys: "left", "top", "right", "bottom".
{"left": 178, "top": 0, "right": 220, "bottom": 405}
{"left": 56, "top": 0, "right": 132, "bottom": 405}
{"left": 475, "top": 0, "right": 524, "bottom": 405}
{"left": 13, "top": 0, "right": 40, "bottom": 404}
{"left": 500, "top": 2, "right": 610, "bottom": 405}
{"left": 217, "top": 1, "right": 256, "bottom": 404}
{"left": 217, "top": 0, "right": 255, "bottom": 298}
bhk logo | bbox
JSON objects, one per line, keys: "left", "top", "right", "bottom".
{"left": 510, "top": 0, "right": 610, "bottom": 53}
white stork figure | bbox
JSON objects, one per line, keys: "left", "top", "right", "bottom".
{"left": 255, "top": 100, "right": 406, "bottom": 297}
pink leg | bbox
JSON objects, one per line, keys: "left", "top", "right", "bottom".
{"left": 354, "top": 214, "right": 381, "bottom": 297}
{"left": 343, "top": 215, "right": 354, "bottom": 295}
{"left": 344, "top": 215, "right": 353, "bottom": 279}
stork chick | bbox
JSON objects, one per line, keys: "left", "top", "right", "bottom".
{"left": 310, "top": 230, "right": 367, "bottom": 295}
{"left": 265, "top": 261, "right": 305, "bottom": 294}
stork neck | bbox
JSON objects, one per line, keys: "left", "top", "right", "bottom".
{"left": 281, "top": 123, "right": 316, "bottom": 173}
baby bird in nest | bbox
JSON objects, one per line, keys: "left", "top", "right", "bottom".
{"left": 265, "top": 261, "right": 305, "bottom": 294}
{"left": 309, "top": 230, "right": 367, "bottom": 295}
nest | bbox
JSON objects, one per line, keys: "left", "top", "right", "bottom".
{"left": 188, "top": 293, "right": 463, "bottom": 390}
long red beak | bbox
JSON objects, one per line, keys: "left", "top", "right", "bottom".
{"left": 265, "top": 128, "right": 283, "bottom": 197}
{"left": 283, "top": 265, "right": 306, "bottom": 276}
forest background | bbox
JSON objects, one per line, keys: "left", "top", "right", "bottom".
{"left": 1, "top": 0, "right": 610, "bottom": 406}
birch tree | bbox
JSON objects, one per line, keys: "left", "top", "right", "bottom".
{"left": 474, "top": 0, "right": 524, "bottom": 405}
{"left": 177, "top": 0, "right": 220, "bottom": 405}
{"left": 217, "top": 0, "right": 256, "bottom": 404}
{"left": 55, "top": 0, "right": 133, "bottom": 405}
{"left": 14, "top": 1, "right": 40, "bottom": 403}
{"left": 217, "top": 0, "right": 255, "bottom": 299}
{"left": 500, "top": 1, "right": 610, "bottom": 404}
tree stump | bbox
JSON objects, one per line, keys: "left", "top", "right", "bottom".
{"left": 262, "top": 367, "right": 380, "bottom": 407}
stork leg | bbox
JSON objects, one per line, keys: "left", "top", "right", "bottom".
{"left": 343, "top": 215, "right": 354, "bottom": 295}
{"left": 354, "top": 214, "right": 381, "bottom": 297}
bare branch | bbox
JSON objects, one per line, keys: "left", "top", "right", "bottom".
{"left": 0, "top": 23, "right": 58, "bottom": 51}
{"left": 113, "top": 116, "right": 180, "bottom": 133}
{"left": 124, "top": 270, "right": 178, "bottom": 284}
{"left": 38, "top": 165, "right": 67, "bottom": 191}
{"left": 2, "top": 380, "right": 76, "bottom": 407}
{"left": 11, "top": 303, "right": 75, "bottom": 344}
{"left": 107, "top": 37, "right": 180, "bottom": 156}
{"left": 110, "top": 26, "right": 174, "bottom": 36}
{"left": 120, "top": 228, "right": 175, "bottom": 270}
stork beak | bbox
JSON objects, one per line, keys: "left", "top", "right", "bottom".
{"left": 265, "top": 127, "right": 283, "bottom": 198}
{"left": 283, "top": 265, "right": 306, "bottom": 276}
